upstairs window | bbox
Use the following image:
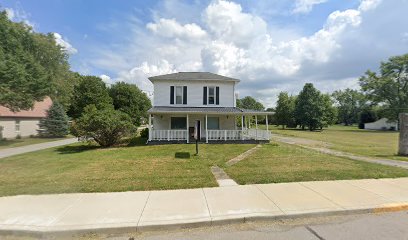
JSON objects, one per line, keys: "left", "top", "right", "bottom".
{"left": 170, "top": 86, "right": 187, "bottom": 105}
{"left": 176, "top": 86, "right": 183, "bottom": 104}
{"left": 203, "top": 86, "right": 219, "bottom": 105}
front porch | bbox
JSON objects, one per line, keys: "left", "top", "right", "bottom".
{"left": 147, "top": 107, "right": 273, "bottom": 144}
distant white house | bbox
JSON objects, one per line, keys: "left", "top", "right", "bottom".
{"left": 364, "top": 118, "right": 398, "bottom": 131}
{"left": 147, "top": 72, "right": 273, "bottom": 143}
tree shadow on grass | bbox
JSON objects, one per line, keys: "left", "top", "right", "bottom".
{"left": 56, "top": 144, "right": 99, "bottom": 154}
{"left": 175, "top": 152, "right": 191, "bottom": 159}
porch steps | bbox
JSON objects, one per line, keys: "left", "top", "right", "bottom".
{"left": 210, "top": 166, "right": 238, "bottom": 187}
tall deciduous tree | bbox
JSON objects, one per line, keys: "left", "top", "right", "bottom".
{"left": 0, "top": 11, "right": 76, "bottom": 111}
{"left": 360, "top": 54, "right": 408, "bottom": 121}
{"left": 332, "top": 89, "right": 365, "bottom": 125}
{"left": 237, "top": 96, "right": 264, "bottom": 110}
{"left": 109, "top": 82, "right": 152, "bottom": 126}
{"left": 68, "top": 76, "right": 112, "bottom": 119}
{"left": 275, "top": 92, "right": 296, "bottom": 129}
{"left": 295, "top": 83, "right": 327, "bottom": 131}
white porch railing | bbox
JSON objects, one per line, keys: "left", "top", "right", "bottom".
{"left": 151, "top": 130, "right": 188, "bottom": 141}
{"left": 207, "top": 130, "right": 242, "bottom": 141}
{"left": 150, "top": 129, "right": 270, "bottom": 141}
{"left": 244, "top": 129, "right": 271, "bottom": 140}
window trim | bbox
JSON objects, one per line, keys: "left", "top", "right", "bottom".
{"left": 15, "top": 120, "right": 20, "bottom": 133}
{"left": 175, "top": 86, "right": 183, "bottom": 105}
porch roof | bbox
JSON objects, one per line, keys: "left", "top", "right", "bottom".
{"left": 148, "top": 106, "right": 274, "bottom": 115}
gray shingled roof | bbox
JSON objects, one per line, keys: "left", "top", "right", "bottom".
{"left": 148, "top": 72, "right": 240, "bottom": 82}
{"left": 148, "top": 106, "right": 273, "bottom": 115}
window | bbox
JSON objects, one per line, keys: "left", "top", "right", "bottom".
{"left": 176, "top": 86, "right": 183, "bottom": 104}
{"left": 171, "top": 86, "right": 187, "bottom": 105}
{"left": 208, "top": 87, "right": 215, "bottom": 105}
{"left": 171, "top": 117, "right": 187, "bottom": 129}
{"left": 15, "top": 120, "right": 20, "bottom": 132}
{"left": 207, "top": 117, "right": 219, "bottom": 130}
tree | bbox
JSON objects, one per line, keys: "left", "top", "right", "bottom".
{"left": 68, "top": 76, "right": 113, "bottom": 119}
{"left": 320, "top": 94, "right": 337, "bottom": 129}
{"left": 275, "top": 92, "right": 296, "bottom": 129}
{"left": 38, "top": 102, "right": 69, "bottom": 137}
{"left": 295, "top": 83, "right": 325, "bottom": 131}
{"left": 109, "top": 82, "right": 152, "bottom": 126}
{"left": 358, "top": 108, "right": 378, "bottom": 129}
{"left": 71, "top": 105, "right": 135, "bottom": 147}
{"left": 0, "top": 11, "right": 75, "bottom": 111}
{"left": 360, "top": 54, "right": 408, "bottom": 121}
{"left": 237, "top": 96, "right": 264, "bottom": 110}
{"left": 332, "top": 89, "right": 365, "bottom": 125}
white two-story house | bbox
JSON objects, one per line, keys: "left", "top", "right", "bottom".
{"left": 147, "top": 72, "right": 272, "bottom": 143}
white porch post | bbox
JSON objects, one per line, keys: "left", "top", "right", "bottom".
{"left": 255, "top": 115, "right": 258, "bottom": 140}
{"left": 205, "top": 114, "right": 208, "bottom": 143}
{"left": 241, "top": 115, "right": 244, "bottom": 140}
{"left": 148, "top": 114, "right": 152, "bottom": 141}
{"left": 186, "top": 114, "right": 189, "bottom": 143}
{"left": 248, "top": 116, "right": 251, "bottom": 129}
{"left": 266, "top": 114, "right": 269, "bottom": 139}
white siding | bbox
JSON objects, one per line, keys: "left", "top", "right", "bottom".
{"left": 0, "top": 118, "right": 41, "bottom": 139}
{"left": 153, "top": 80, "right": 236, "bottom": 107}
{"left": 365, "top": 118, "right": 398, "bottom": 131}
{"left": 152, "top": 114, "right": 236, "bottom": 137}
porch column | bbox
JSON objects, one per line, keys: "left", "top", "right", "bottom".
{"left": 205, "top": 114, "right": 208, "bottom": 143}
{"left": 241, "top": 115, "right": 244, "bottom": 140}
{"left": 255, "top": 115, "right": 258, "bottom": 140}
{"left": 248, "top": 116, "right": 251, "bottom": 129}
{"left": 186, "top": 114, "right": 189, "bottom": 143}
{"left": 266, "top": 114, "right": 269, "bottom": 139}
{"left": 148, "top": 114, "right": 152, "bottom": 141}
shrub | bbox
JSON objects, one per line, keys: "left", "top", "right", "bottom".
{"left": 140, "top": 128, "right": 149, "bottom": 139}
{"left": 71, "top": 105, "right": 135, "bottom": 147}
{"left": 16, "top": 134, "right": 21, "bottom": 139}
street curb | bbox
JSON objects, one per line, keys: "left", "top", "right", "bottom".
{"left": 2, "top": 203, "right": 408, "bottom": 238}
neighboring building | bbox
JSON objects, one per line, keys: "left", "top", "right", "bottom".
{"left": 147, "top": 72, "right": 272, "bottom": 143}
{"left": 364, "top": 118, "right": 398, "bottom": 131}
{"left": 0, "top": 97, "right": 52, "bottom": 139}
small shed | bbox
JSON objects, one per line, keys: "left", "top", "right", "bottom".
{"left": 364, "top": 118, "right": 398, "bottom": 131}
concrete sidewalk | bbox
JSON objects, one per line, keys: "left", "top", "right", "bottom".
{"left": 1, "top": 178, "right": 408, "bottom": 236}
{"left": 0, "top": 138, "right": 78, "bottom": 159}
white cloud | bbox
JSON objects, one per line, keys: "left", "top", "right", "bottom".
{"left": 146, "top": 18, "right": 207, "bottom": 40}
{"left": 99, "top": 74, "right": 113, "bottom": 85}
{"left": 86, "top": 0, "right": 404, "bottom": 107}
{"left": 292, "top": 0, "right": 328, "bottom": 14}
{"left": 358, "top": 0, "right": 382, "bottom": 12}
{"left": 53, "top": 33, "right": 78, "bottom": 55}
{"left": 4, "top": 8, "right": 15, "bottom": 20}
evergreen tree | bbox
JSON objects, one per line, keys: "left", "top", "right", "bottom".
{"left": 38, "top": 102, "right": 69, "bottom": 137}
{"left": 295, "top": 83, "right": 324, "bottom": 131}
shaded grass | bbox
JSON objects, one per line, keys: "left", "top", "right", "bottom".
{"left": 0, "top": 139, "right": 255, "bottom": 196}
{"left": 226, "top": 142, "right": 408, "bottom": 184}
{"left": 265, "top": 125, "right": 408, "bottom": 162}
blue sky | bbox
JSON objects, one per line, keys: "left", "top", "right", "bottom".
{"left": 2, "top": 0, "right": 408, "bottom": 106}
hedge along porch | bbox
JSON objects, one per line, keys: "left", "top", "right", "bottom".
{"left": 147, "top": 107, "right": 273, "bottom": 143}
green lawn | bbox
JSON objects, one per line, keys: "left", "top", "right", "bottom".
{"left": 1, "top": 136, "right": 407, "bottom": 197}
{"left": 266, "top": 125, "right": 407, "bottom": 161}
{"left": 0, "top": 140, "right": 255, "bottom": 196}
{"left": 0, "top": 136, "right": 71, "bottom": 150}
{"left": 226, "top": 142, "right": 408, "bottom": 185}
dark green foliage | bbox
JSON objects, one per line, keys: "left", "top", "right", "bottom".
{"left": 360, "top": 53, "right": 408, "bottom": 121}
{"left": 68, "top": 76, "right": 113, "bottom": 119}
{"left": 332, "top": 89, "right": 366, "bottom": 125}
{"left": 358, "top": 108, "right": 378, "bottom": 128}
{"left": 236, "top": 96, "right": 264, "bottom": 111}
{"left": 109, "top": 82, "right": 152, "bottom": 126}
{"left": 140, "top": 128, "right": 149, "bottom": 139}
{"left": 275, "top": 92, "right": 296, "bottom": 129}
{"left": 0, "top": 11, "right": 76, "bottom": 111}
{"left": 71, "top": 105, "right": 135, "bottom": 147}
{"left": 294, "top": 83, "right": 336, "bottom": 131}
{"left": 38, "top": 102, "right": 69, "bottom": 137}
